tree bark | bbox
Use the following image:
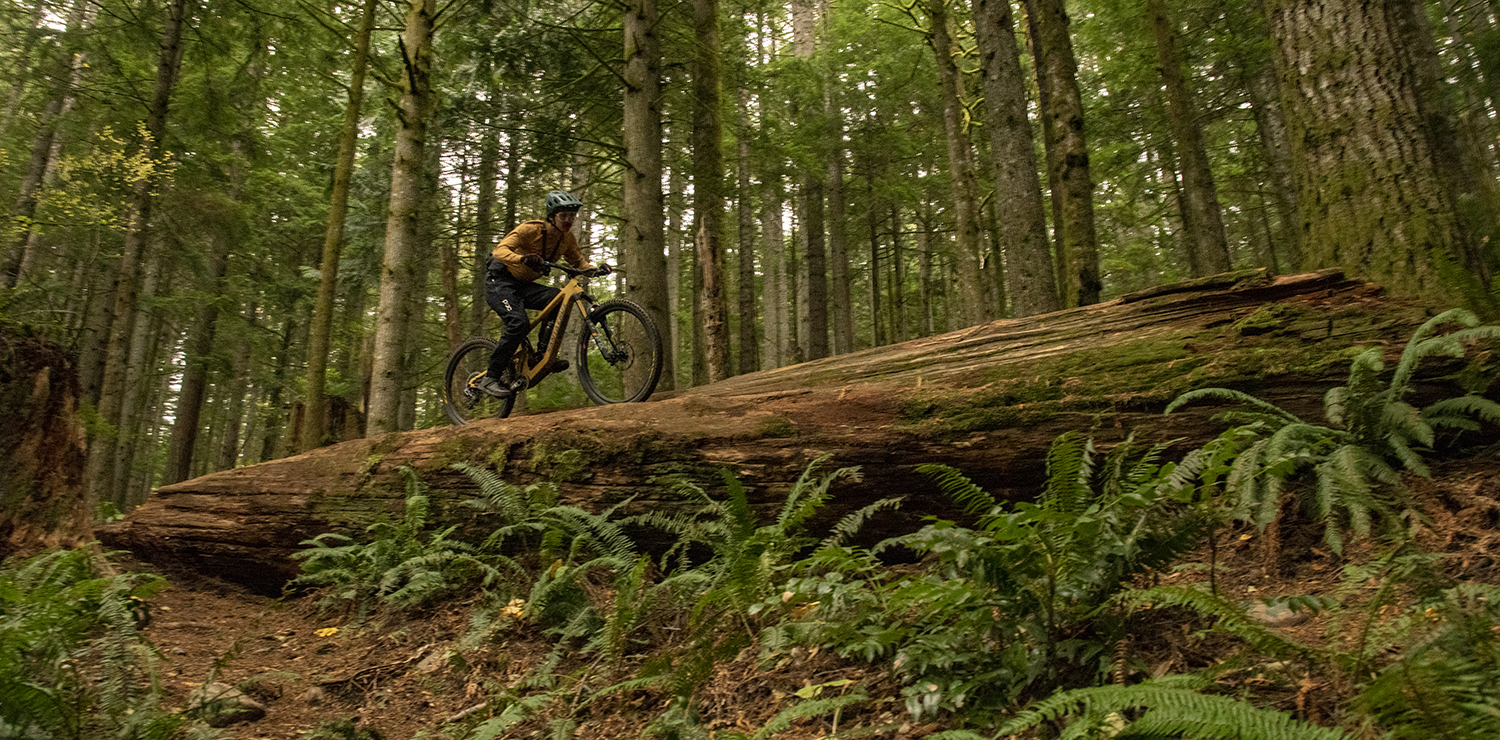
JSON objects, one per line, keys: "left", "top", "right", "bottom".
{"left": 622, "top": 0, "right": 673, "bottom": 391}
{"left": 303, "top": 0, "right": 376, "bottom": 451}
{"left": 692, "top": 0, "right": 731, "bottom": 384}
{"left": 1245, "top": 59, "right": 1302, "bottom": 270}
{"left": 791, "top": 0, "right": 829, "bottom": 361}
{"left": 736, "top": 91, "right": 760, "bottom": 375}
{"left": 924, "top": 0, "right": 988, "bottom": 326}
{"left": 1026, "top": 0, "right": 1101, "bottom": 306}
{"left": 368, "top": 0, "right": 437, "bottom": 436}
{"left": 1265, "top": 0, "right": 1485, "bottom": 298}
{"left": 972, "top": 0, "right": 1058, "bottom": 317}
{"left": 1149, "top": 0, "right": 1231, "bottom": 277}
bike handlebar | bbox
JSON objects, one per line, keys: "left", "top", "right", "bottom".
{"left": 542, "top": 261, "right": 613, "bottom": 279}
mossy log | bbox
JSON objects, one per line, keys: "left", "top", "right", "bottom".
{"left": 99, "top": 270, "right": 1473, "bottom": 592}
{"left": 1, "top": 327, "right": 90, "bottom": 557}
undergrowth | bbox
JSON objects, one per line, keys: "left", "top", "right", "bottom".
{"left": 0, "top": 545, "right": 197, "bottom": 739}
{"left": 200, "top": 310, "right": 1500, "bottom": 737}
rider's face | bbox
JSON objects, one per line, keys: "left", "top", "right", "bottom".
{"left": 551, "top": 210, "right": 578, "bottom": 232}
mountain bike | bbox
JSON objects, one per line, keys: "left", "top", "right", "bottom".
{"left": 443, "top": 262, "right": 664, "bottom": 424}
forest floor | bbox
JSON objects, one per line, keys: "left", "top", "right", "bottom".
{"left": 127, "top": 446, "right": 1500, "bottom": 740}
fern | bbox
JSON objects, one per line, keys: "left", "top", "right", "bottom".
{"left": 1167, "top": 309, "right": 1500, "bottom": 554}
{"left": 1000, "top": 680, "right": 1350, "bottom": 740}
{"left": 1113, "top": 585, "right": 1321, "bottom": 664}
{"left": 0, "top": 546, "right": 174, "bottom": 739}
{"left": 291, "top": 467, "right": 490, "bottom": 615}
{"left": 714, "top": 693, "right": 869, "bottom": 739}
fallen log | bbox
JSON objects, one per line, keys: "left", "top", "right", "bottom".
{"left": 99, "top": 270, "right": 1471, "bottom": 591}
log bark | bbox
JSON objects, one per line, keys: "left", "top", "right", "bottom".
{"left": 100, "top": 271, "right": 1460, "bottom": 592}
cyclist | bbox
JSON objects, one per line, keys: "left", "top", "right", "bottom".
{"left": 477, "top": 190, "right": 609, "bottom": 398}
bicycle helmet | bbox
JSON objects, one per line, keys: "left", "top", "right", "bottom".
{"left": 545, "top": 190, "right": 584, "bottom": 218}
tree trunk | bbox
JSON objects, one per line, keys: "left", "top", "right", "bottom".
{"left": 1149, "top": 0, "right": 1231, "bottom": 277}
{"left": 736, "top": 94, "right": 760, "bottom": 375}
{"left": 868, "top": 184, "right": 885, "bottom": 347}
{"left": 761, "top": 175, "right": 787, "bottom": 368}
{"left": 1, "top": 0, "right": 90, "bottom": 289}
{"left": 367, "top": 0, "right": 437, "bottom": 436}
{"left": 925, "top": 0, "right": 988, "bottom": 327}
{"left": 473, "top": 106, "right": 498, "bottom": 335}
{"left": 160, "top": 196, "right": 236, "bottom": 486}
{"left": 827, "top": 136, "right": 855, "bottom": 355}
{"left": 622, "top": 0, "right": 673, "bottom": 391}
{"left": 973, "top": 0, "right": 1058, "bottom": 317}
{"left": 1265, "top": 0, "right": 1485, "bottom": 298}
{"left": 213, "top": 308, "right": 254, "bottom": 474}
{"left": 303, "top": 0, "right": 375, "bottom": 451}
{"left": 692, "top": 0, "right": 730, "bottom": 384}
{"left": 85, "top": 0, "right": 192, "bottom": 508}
{"left": 1026, "top": 0, "right": 1101, "bottom": 306}
{"left": 791, "top": 0, "right": 829, "bottom": 361}
{"left": 110, "top": 246, "right": 168, "bottom": 509}
{"left": 1245, "top": 59, "right": 1302, "bottom": 270}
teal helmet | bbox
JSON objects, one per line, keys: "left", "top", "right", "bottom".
{"left": 545, "top": 190, "right": 583, "bottom": 218}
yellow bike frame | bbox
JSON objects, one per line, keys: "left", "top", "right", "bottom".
{"left": 517, "top": 276, "right": 594, "bottom": 385}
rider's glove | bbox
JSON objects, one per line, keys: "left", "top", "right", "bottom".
{"left": 522, "top": 253, "right": 545, "bottom": 271}
{"left": 594, "top": 263, "right": 613, "bottom": 276}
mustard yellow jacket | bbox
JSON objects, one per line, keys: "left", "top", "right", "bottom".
{"left": 490, "top": 220, "right": 590, "bottom": 281}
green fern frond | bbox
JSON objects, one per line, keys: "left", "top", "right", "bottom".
{"left": 1391, "top": 310, "right": 1478, "bottom": 389}
{"left": 1325, "top": 386, "right": 1349, "bottom": 428}
{"left": 1423, "top": 395, "right": 1500, "bottom": 429}
{"left": 1001, "top": 682, "right": 1349, "bottom": 740}
{"left": 820, "top": 497, "right": 905, "bottom": 549}
{"left": 916, "top": 463, "right": 999, "bottom": 519}
{"left": 1115, "top": 585, "right": 1319, "bottom": 662}
{"left": 1043, "top": 431, "right": 1094, "bottom": 516}
{"left": 780, "top": 457, "right": 863, "bottom": 533}
{"left": 1167, "top": 387, "right": 1304, "bottom": 424}
{"left": 748, "top": 694, "right": 867, "bottom": 739}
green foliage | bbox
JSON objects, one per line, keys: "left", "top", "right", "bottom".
{"left": 712, "top": 693, "right": 870, "bottom": 740}
{"left": 640, "top": 456, "right": 888, "bottom": 632}
{"left": 760, "top": 434, "right": 1203, "bottom": 724}
{"left": 0, "top": 546, "right": 183, "bottom": 740}
{"left": 1167, "top": 308, "right": 1500, "bottom": 552}
{"left": 1352, "top": 580, "right": 1500, "bottom": 739}
{"left": 1000, "top": 676, "right": 1350, "bottom": 740}
{"left": 291, "top": 466, "right": 492, "bottom": 617}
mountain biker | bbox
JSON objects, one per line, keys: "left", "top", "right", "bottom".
{"left": 477, "top": 190, "right": 609, "bottom": 398}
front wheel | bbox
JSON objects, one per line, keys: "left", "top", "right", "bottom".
{"left": 443, "top": 338, "right": 517, "bottom": 425}
{"left": 577, "top": 299, "right": 663, "bottom": 405}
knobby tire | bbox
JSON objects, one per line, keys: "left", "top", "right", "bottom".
{"left": 576, "top": 299, "right": 663, "bottom": 406}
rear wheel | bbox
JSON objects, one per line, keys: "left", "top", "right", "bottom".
{"left": 577, "top": 299, "right": 663, "bottom": 405}
{"left": 443, "top": 338, "right": 517, "bottom": 424}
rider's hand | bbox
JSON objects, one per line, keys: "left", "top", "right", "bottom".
{"left": 594, "top": 263, "right": 613, "bottom": 276}
{"left": 522, "top": 253, "right": 545, "bottom": 271}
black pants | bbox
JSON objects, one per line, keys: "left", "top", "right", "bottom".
{"left": 485, "top": 267, "right": 560, "bottom": 379}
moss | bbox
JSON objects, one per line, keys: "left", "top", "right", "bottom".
{"left": 487, "top": 444, "right": 512, "bottom": 473}
{"left": 757, "top": 416, "right": 797, "bottom": 438}
{"left": 898, "top": 303, "right": 1426, "bottom": 435}
{"left": 360, "top": 453, "right": 385, "bottom": 478}
{"left": 528, "top": 431, "right": 607, "bottom": 483}
{"left": 423, "top": 436, "right": 483, "bottom": 471}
